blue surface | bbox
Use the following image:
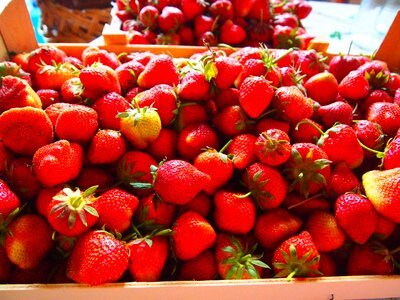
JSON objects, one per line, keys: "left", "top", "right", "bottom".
{"left": 25, "top": 0, "right": 45, "bottom": 43}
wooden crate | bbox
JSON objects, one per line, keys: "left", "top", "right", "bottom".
{"left": 1, "top": 1, "right": 400, "bottom": 299}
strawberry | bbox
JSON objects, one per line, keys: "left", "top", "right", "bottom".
{"left": 135, "top": 84, "right": 178, "bottom": 126}
{"left": 213, "top": 56, "right": 243, "bottom": 91}
{"left": 239, "top": 76, "right": 274, "bottom": 119}
{"left": 0, "top": 179, "right": 20, "bottom": 219}
{"left": 212, "top": 105, "right": 248, "bottom": 137}
{"left": 175, "top": 102, "right": 209, "bottom": 132}
{"left": 232, "top": 0, "right": 256, "bottom": 17}
{"left": 181, "top": 0, "right": 208, "bottom": 21}
{"left": 32, "top": 140, "right": 83, "bottom": 187}
{"left": 254, "top": 128, "right": 292, "bottom": 166}
{"left": 219, "top": 20, "right": 246, "bottom": 45}
{"left": 53, "top": 104, "right": 99, "bottom": 144}
{"left": 328, "top": 54, "right": 362, "bottom": 83}
{"left": 177, "top": 249, "right": 217, "bottom": 280}
{"left": 158, "top": 6, "right": 184, "bottom": 32}
{"left": 35, "top": 186, "right": 63, "bottom": 218}
{"left": 215, "top": 233, "right": 269, "bottom": 279}
{"left": 172, "top": 210, "right": 216, "bottom": 260}
{"left": 362, "top": 167, "right": 400, "bottom": 223}
{"left": 284, "top": 143, "right": 331, "bottom": 198}
{"left": 137, "top": 54, "right": 179, "bottom": 89}
{"left": 360, "top": 89, "right": 393, "bottom": 113}
{"left": 254, "top": 208, "right": 302, "bottom": 250}
{"left": 381, "top": 136, "right": 400, "bottom": 170}
{"left": 242, "top": 162, "right": 289, "bottom": 210}
{"left": 115, "top": 60, "right": 145, "bottom": 94}
{"left": 352, "top": 120, "right": 385, "bottom": 159}
{"left": 213, "top": 190, "right": 256, "bottom": 235}
{"left": 282, "top": 192, "right": 330, "bottom": 218}
{"left": 5, "top": 214, "right": 53, "bottom": 270}
{"left": 365, "top": 102, "right": 400, "bottom": 137}
{"left": 338, "top": 70, "right": 370, "bottom": 101}
{"left": 374, "top": 215, "right": 396, "bottom": 240}
{"left": 34, "top": 62, "right": 78, "bottom": 91}
{"left": 137, "top": 193, "right": 176, "bottom": 227}
{"left": 272, "top": 26, "right": 305, "bottom": 50}
{"left": 234, "top": 58, "right": 267, "bottom": 89}
{"left": 147, "top": 128, "right": 178, "bottom": 160}
{"left": 152, "top": 159, "right": 211, "bottom": 205}
{"left": 27, "top": 45, "right": 67, "bottom": 74}
{"left": 177, "top": 123, "right": 219, "bottom": 160}
{"left": 36, "top": 89, "right": 60, "bottom": 108}
{"left": 291, "top": 118, "right": 322, "bottom": 143}
{"left": 178, "top": 26, "right": 195, "bottom": 45}
{"left": 79, "top": 63, "right": 121, "bottom": 99}
{"left": 87, "top": 129, "right": 127, "bottom": 165}
{"left": 272, "top": 85, "right": 313, "bottom": 124}
{"left": 294, "top": 49, "right": 327, "bottom": 79}
{"left": 318, "top": 253, "right": 337, "bottom": 276}
{"left": 193, "top": 141, "right": 234, "bottom": 195}
{"left": 128, "top": 234, "right": 169, "bottom": 282}
{"left": 139, "top": 5, "right": 159, "bottom": 28}
{"left": 209, "top": 0, "right": 234, "bottom": 21}
{"left": 272, "top": 231, "right": 321, "bottom": 278}
{"left": 60, "top": 77, "right": 83, "bottom": 104}
{"left": 194, "top": 14, "right": 215, "bottom": 39}
{"left": 118, "top": 105, "right": 162, "bottom": 150}
{"left": 180, "top": 192, "right": 211, "bottom": 218}
{"left": 178, "top": 70, "right": 210, "bottom": 102}
{"left": 91, "top": 92, "right": 130, "bottom": 130}
{"left": 0, "top": 61, "right": 31, "bottom": 85}
{"left": 256, "top": 117, "right": 290, "bottom": 135}
{"left": 325, "top": 162, "right": 362, "bottom": 199}
{"left": 248, "top": 0, "right": 272, "bottom": 21}
{"left": 66, "top": 230, "right": 129, "bottom": 285}
{"left": 335, "top": 192, "right": 379, "bottom": 244}
{"left": 346, "top": 243, "right": 394, "bottom": 275}
{"left": 0, "top": 76, "right": 42, "bottom": 112}
{"left": 226, "top": 133, "right": 257, "bottom": 170}
{"left": 305, "top": 210, "right": 346, "bottom": 252}
{"left": 93, "top": 188, "right": 139, "bottom": 233}
{"left": 317, "top": 101, "right": 354, "bottom": 128}
{"left": 47, "top": 186, "right": 99, "bottom": 237}
{"left": 5, "top": 157, "right": 41, "bottom": 201}
{"left": 81, "top": 46, "right": 120, "bottom": 69}
{"left": 0, "top": 107, "right": 53, "bottom": 156}
{"left": 75, "top": 167, "right": 115, "bottom": 191}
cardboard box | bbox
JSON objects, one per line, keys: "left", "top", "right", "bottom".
{"left": 1, "top": 1, "right": 400, "bottom": 300}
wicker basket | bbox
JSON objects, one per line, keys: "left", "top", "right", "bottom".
{"left": 37, "top": 0, "right": 112, "bottom": 43}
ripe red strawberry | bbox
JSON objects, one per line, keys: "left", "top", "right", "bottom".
{"left": 194, "top": 14, "right": 215, "bottom": 38}
{"left": 81, "top": 46, "right": 120, "bottom": 69}
{"left": 254, "top": 208, "right": 302, "bottom": 250}
{"left": 215, "top": 233, "right": 269, "bottom": 279}
{"left": 47, "top": 186, "right": 99, "bottom": 237}
{"left": 338, "top": 70, "right": 370, "bottom": 101}
{"left": 272, "top": 26, "right": 305, "bottom": 50}
{"left": 177, "top": 123, "right": 219, "bottom": 160}
{"left": 226, "top": 133, "right": 257, "bottom": 169}
{"left": 272, "top": 85, "right": 313, "bottom": 124}
{"left": 248, "top": 0, "right": 272, "bottom": 21}
{"left": 181, "top": 0, "right": 207, "bottom": 21}
{"left": 147, "top": 128, "right": 178, "bottom": 160}
{"left": 128, "top": 234, "right": 169, "bottom": 282}
{"left": 317, "top": 101, "right": 354, "bottom": 128}
{"left": 139, "top": 5, "right": 159, "bottom": 28}
{"left": 213, "top": 190, "right": 256, "bottom": 235}
{"left": 115, "top": 60, "right": 145, "bottom": 94}
{"left": 242, "top": 162, "right": 289, "bottom": 210}
{"left": 0, "top": 61, "right": 31, "bottom": 85}
{"left": 291, "top": 118, "right": 322, "bottom": 143}
{"left": 305, "top": 210, "right": 346, "bottom": 252}
{"left": 34, "top": 62, "right": 78, "bottom": 91}
{"left": 325, "top": 162, "right": 362, "bottom": 199}
{"left": 180, "top": 192, "right": 211, "bottom": 218}
{"left": 91, "top": 92, "right": 130, "bottom": 130}
{"left": 35, "top": 186, "right": 63, "bottom": 218}
{"left": 177, "top": 249, "right": 217, "bottom": 280}
{"left": 175, "top": 102, "right": 209, "bottom": 132}
{"left": 5, "top": 214, "right": 53, "bottom": 270}
{"left": 36, "top": 89, "right": 60, "bottom": 108}
{"left": 360, "top": 89, "right": 393, "bottom": 112}
{"left": 294, "top": 49, "right": 327, "bottom": 79}
{"left": 282, "top": 192, "right": 330, "bottom": 218}
{"left": 60, "top": 77, "right": 83, "bottom": 104}
{"left": 53, "top": 104, "right": 98, "bottom": 144}
{"left": 346, "top": 243, "right": 394, "bottom": 275}
{"left": 137, "top": 54, "right": 179, "bottom": 89}
{"left": 151, "top": 159, "right": 211, "bottom": 205}
{"left": 335, "top": 192, "right": 379, "bottom": 244}
{"left": 172, "top": 210, "right": 216, "bottom": 260}
{"left": 137, "top": 193, "right": 176, "bottom": 227}
{"left": 362, "top": 167, "right": 400, "bottom": 223}
{"left": 5, "top": 157, "right": 41, "bottom": 201}
{"left": 75, "top": 167, "right": 115, "bottom": 191}
{"left": 239, "top": 76, "right": 274, "bottom": 119}
{"left": 93, "top": 188, "right": 139, "bottom": 233}
{"left": 255, "top": 128, "right": 292, "bottom": 166}
{"left": 178, "top": 70, "right": 210, "bottom": 102}
{"left": 32, "top": 140, "right": 83, "bottom": 187}
{"left": 318, "top": 253, "right": 337, "bottom": 276}
{"left": 87, "top": 129, "right": 127, "bottom": 164}
{"left": 209, "top": 0, "right": 234, "bottom": 20}
{"left": 317, "top": 124, "right": 364, "bottom": 169}
{"left": 27, "top": 45, "right": 67, "bottom": 74}
{"left": 256, "top": 117, "right": 290, "bottom": 135}
{"left": 66, "top": 230, "right": 129, "bottom": 285}
{"left": 232, "top": 0, "right": 256, "bottom": 17}
{"left": 380, "top": 136, "right": 400, "bottom": 170}
{"left": 0, "top": 106, "right": 53, "bottom": 156}
{"left": 328, "top": 54, "right": 362, "bottom": 83}
{"left": 219, "top": 20, "right": 246, "bottom": 45}
{"left": 0, "top": 179, "right": 20, "bottom": 219}
{"left": 212, "top": 105, "right": 248, "bottom": 137}
{"left": 157, "top": 6, "right": 184, "bottom": 32}
{"left": 352, "top": 120, "right": 385, "bottom": 159}
{"left": 374, "top": 215, "right": 396, "bottom": 240}
{"left": 135, "top": 84, "right": 178, "bottom": 126}
{"left": 366, "top": 102, "right": 400, "bottom": 137}
{"left": 213, "top": 56, "right": 243, "bottom": 91}
{"left": 272, "top": 231, "right": 321, "bottom": 278}
{"left": 234, "top": 58, "right": 267, "bottom": 89}
{"left": 284, "top": 143, "right": 331, "bottom": 198}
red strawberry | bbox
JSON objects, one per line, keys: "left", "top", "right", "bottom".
{"left": 248, "top": 0, "right": 272, "bottom": 21}
{"left": 34, "top": 62, "right": 78, "bottom": 91}
{"left": 317, "top": 101, "right": 354, "bottom": 128}
{"left": 175, "top": 102, "right": 209, "bottom": 132}
{"left": 335, "top": 192, "right": 379, "bottom": 244}
{"left": 352, "top": 120, "right": 385, "bottom": 159}
{"left": 194, "top": 14, "right": 215, "bottom": 38}
{"left": 32, "top": 140, "right": 83, "bottom": 187}
{"left": 178, "top": 249, "right": 217, "bottom": 280}
{"left": 282, "top": 192, "right": 330, "bottom": 218}
{"left": 325, "top": 162, "right": 362, "bottom": 199}
{"left": 0, "top": 61, "right": 31, "bottom": 85}
{"left": 254, "top": 208, "right": 302, "bottom": 250}
{"left": 93, "top": 188, "right": 138, "bottom": 233}
{"left": 338, "top": 70, "right": 370, "bottom": 101}
{"left": 137, "top": 54, "right": 179, "bottom": 88}
{"left": 254, "top": 128, "right": 292, "bottom": 166}
{"left": 213, "top": 190, "right": 256, "bottom": 235}
{"left": 272, "top": 231, "right": 320, "bottom": 278}
{"left": 219, "top": 20, "right": 246, "bottom": 45}
{"left": 137, "top": 193, "right": 176, "bottom": 227}
{"left": 87, "top": 129, "right": 127, "bottom": 165}
{"left": 284, "top": 142, "right": 331, "bottom": 198}
{"left": 66, "top": 230, "right": 129, "bottom": 285}
{"left": 47, "top": 186, "right": 99, "bottom": 237}
{"left": 147, "top": 128, "right": 178, "bottom": 160}
{"left": 181, "top": 0, "right": 208, "bottom": 21}
{"left": 81, "top": 46, "right": 120, "bottom": 69}
{"left": 0, "top": 106, "right": 53, "bottom": 156}
{"left": 27, "top": 45, "right": 67, "bottom": 74}
{"left": 178, "top": 70, "right": 210, "bottom": 102}
{"left": 35, "top": 186, "right": 63, "bottom": 218}
{"left": 318, "top": 253, "right": 337, "bottom": 276}
{"left": 242, "top": 162, "right": 289, "bottom": 210}
{"left": 328, "top": 54, "right": 362, "bottom": 83}
{"left": 5, "top": 214, "right": 53, "bottom": 270}
{"left": 226, "top": 133, "right": 257, "bottom": 169}
{"left": 139, "top": 5, "right": 159, "bottom": 28}
{"left": 239, "top": 76, "right": 274, "bottom": 119}
{"left": 172, "top": 210, "right": 216, "bottom": 260}
{"left": 212, "top": 56, "right": 243, "bottom": 90}
{"left": 212, "top": 105, "right": 248, "bottom": 137}
{"left": 232, "top": 0, "right": 256, "bottom": 17}
{"left": 115, "top": 60, "right": 145, "bottom": 94}
{"left": 366, "top": 102, "right": 400, "bottom": 137}
{"left": 180, "top": 192, "right": 211, "bottom": 218}
{"left": 272, "top": 26, "right": 305, "bottom": 50}
{"left": 294, "top": 49, "right": 327, "bottom": 79}
{"left": 0, "top": 179, "right": 20, "bottom": 219}
{"left": 209, "top": 0, "right": 234, "bottom": 21}
{"left": 36, "top": 89, "right": 60, "bottom": 108}
{"left": 60, "top": 77, "right": 83, "bottom": 104}
{"left": 158, "top": 6, "right": 184, "bottom": 32}
{"left": 256, "top": 117, "right": 290, "bottom": 135}
{"left": 291, "top": 118, "right": 322, "bottom": 143}
{"left": 360, "top": 89, "right": 393, "bottom": 112}
{"left": 75, "top": 167, "right": 114, "bottom": 191}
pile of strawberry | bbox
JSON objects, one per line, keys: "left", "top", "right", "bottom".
{"left": 0, "top": 43, "right": 400, "bottom": 286}
{"left": 114, "top": 0, "right": 314, "bottom": 48}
